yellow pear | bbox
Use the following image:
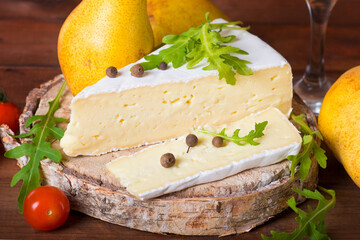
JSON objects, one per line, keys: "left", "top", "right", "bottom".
{"left": 318, "top": 66, "right": 360, "bottom": 187}
{"left": 147, "top": 0, "right": 230, "bottom": 47}
{"left": 58, "top": 0, "right": 154, "bottom": 96}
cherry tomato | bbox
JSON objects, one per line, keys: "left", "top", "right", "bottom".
{"left": 0, "top": 89, "right": 20, "bottom": 133}
{"left": 23, "top": 186, "right": 70, "bottom": 231}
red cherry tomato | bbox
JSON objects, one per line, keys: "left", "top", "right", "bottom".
{"left": 0, "top": 90, "right": 20, "bottom": 133}
{"left": 23, "top": 186, "right": 70, "bottom": 231}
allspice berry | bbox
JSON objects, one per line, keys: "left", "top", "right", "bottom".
{"left": 158, "top": 62, "right": 167, "bottom": 70}
{"left": 186, "top": 134, "right": 198, "bottom": 153}
{"left": 212, "top": 136, "right": 223, "bottom": 148}
{"left": 160, "top": 153, "right": 176, "bottom": 168}
{"left": 186, "top": 134, "right": 198, "bottom": 147}
{"left": 131, "top": 64, "right": 144, "bottom": 77}
{"left": 106, "top": 66, "right": 118, "bottom": 78}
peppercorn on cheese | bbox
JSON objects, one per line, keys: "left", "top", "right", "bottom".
{"left": 106, "top": 107, "right": 301, "bottom": 200}
{"left": 60, "top": 19, "right": 292, "bottom": 156}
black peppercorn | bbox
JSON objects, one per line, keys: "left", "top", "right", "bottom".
{"left": 158, "top": 62, "right": 167, "bottom": 70}
{"left": 131, "top": 64, "right": 144, "bottom": 77}
{"left": 212, "top": 136, "right": 223, "bottom": 148}
{"left": 106, "top": 66, "right": 118, "bottom": 78}
{"left": 160, "top": 153, "right": 176, "bottom": 168}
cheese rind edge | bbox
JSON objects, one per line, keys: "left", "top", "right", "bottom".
{"left": 74, "top": 19, "right": 289, "bottom": 101}
{"left": 106, "top": 107, "right": 301, "bottom": 200}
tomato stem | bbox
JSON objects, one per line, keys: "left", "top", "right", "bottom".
{"left": 0, "top": 88, "right": 9, "bottom": 103}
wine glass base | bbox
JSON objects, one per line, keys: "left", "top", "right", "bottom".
{"left": 294, "top": 75, "right": 334, "bottom": 115}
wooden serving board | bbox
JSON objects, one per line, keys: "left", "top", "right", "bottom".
{"left": 0, "top": 75, "right": 319, "bottom": 236}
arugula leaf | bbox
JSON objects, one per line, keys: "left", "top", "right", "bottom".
{"left": 141, "top": 26, "right": 201, "bottom": 71}
{"left": 139, "top": 12, "right": 253, "bottom": 84}
{"left": 197, "top": 121, "right": 268, "bottom": 146}
{"left": 5, "top": 81, "right": 67, "bottom": 213}
{"left": 221, "top": 54, "right": 253, "bottom": 76}
{"left": 261, "top": 186, "right": 336, "bottom": 240}
{"left": 187, "top": 22, "right": 244, "bottom": 85}
{"left": 287, "top": 114, "right": 327, "bottom": 181}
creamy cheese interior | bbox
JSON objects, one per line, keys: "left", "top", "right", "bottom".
{"left": 106, "top": 107, "right": 301, "bottom": 199}
{"left": 61, "top": 65, "right": 292, "bottom": 156}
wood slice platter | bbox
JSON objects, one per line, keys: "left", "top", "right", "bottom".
{"left": 0, "top": 75, "right": 319, "bottom": 236}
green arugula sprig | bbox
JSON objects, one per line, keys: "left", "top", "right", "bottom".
{"left": 261, "top": 113, "right": 333, "bottom": 239}
{"left": 198, "top": 112, "right": 334, "bottom": 239}
{"left": 197, "top": 121, "right": 268, "bottom": 146}
{"left": 5, "top": 81, "right": 68, "bottom": 213}
{"left": 288, "top": 114, "right": 327, "bottom": 181}
{"left": 261, "top": 186, "right": 336, "bottom": 240}
{"left": 139, "top": 12, "right": 253, "bottom": 85}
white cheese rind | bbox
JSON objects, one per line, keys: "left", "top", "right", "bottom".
{"left": 106, "top": 107, "right": 301, "bottom": 200}
{"left": 74, "top": 19, "right": 288, "bottom": 102}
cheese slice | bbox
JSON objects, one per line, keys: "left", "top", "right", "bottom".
{"left": 106, "top": 107, "right": 301, "bottom": 200}
{"left": 60, "top": 19, "right": 293, "bottom": 156}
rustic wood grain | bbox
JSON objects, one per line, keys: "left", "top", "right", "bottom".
{"left": 1, "top": 0, "right": 360, "bottom": 239}
{"left": 0, "top": 76, "right": 319, "bottom": 236}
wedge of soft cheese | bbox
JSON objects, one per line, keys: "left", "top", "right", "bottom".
{"left": 106, "top": 107, "right": 301, "bottom": 200}
{"left": 60, "top": 19, "right": 293, "bottom": 156}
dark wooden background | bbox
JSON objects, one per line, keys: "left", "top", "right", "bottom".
{"left": 1, "top": 0, "right": 360, "bottom": 239}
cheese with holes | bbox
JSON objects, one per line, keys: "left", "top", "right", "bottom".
{"left": 60, "top": 19, "right": 293, "bottom": 156}
{"left": 106, "top": 107, "right": 301, "bottom": 200}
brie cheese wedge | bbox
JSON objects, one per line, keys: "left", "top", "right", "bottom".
{"left": 106, "top": 107, "right": 301, "bottom": 200}
{"left": 61, "top": 19, "right": 293, "bottom": 156}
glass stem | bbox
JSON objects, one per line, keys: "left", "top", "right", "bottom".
{"left": 305, "top": 0, "right": 337, "bottom": 87}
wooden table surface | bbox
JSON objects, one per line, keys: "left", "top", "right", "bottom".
{"left": 1, "top": 0, "right": 360, "bottom": 239}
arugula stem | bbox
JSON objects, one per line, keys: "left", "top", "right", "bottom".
{"left": 291, "top": 114, "right": 313, "bottom": 136}
{"left": 290, "top": 187, "right": 335, "bottom": 240}
{"left": 298, "top": 139, "right": 313, "bottom": 159}
{"left": 290, "top": 136, "right": 314, "bottom": 180}
{"left": 23, "top": 82, "right": 66, "bottom": 198}
{"left": 197, "top": 121, "right": 267, "bottom": 146}
{"left": 209, "top": 21, "right": 243, "bottom": 27}
{"left": 208, "top": 22, "right": 250, "bottom": 31}
{"left": 201, "top": 23, "right": 213, "bottom": 59}
{"left": 288, "top": 112, "right": 327, "bottom": 181}
{"left": 36, "top": 81, "right": 66, "bottom": 143}
{"left": 197, "top": 129, "right": 245, "bottom": 145}
{"left": 200, "top": 22, "right": 228, "bottom": 80}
